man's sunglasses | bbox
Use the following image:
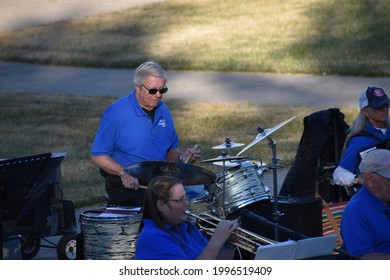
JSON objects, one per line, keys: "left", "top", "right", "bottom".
{"left": 142, "top": 84, "right": 168, "bottom": 95}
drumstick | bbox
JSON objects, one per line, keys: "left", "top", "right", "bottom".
{"left": 185, "top": 144, "right": 198, "bottom": 164}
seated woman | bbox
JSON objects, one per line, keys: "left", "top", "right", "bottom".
{"left": 333, "top": 86, "right": 390, "bottom": 189}
{"left": 135, "top": 176, "right": 238, "bottom": 260}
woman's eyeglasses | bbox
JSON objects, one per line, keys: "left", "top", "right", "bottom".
{"left": 142, "top": 84, "right": 168, "bottom": 95}
{"left": 168, "top": 194, "right": 189, "bottom": 205}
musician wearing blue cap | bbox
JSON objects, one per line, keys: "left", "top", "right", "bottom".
{"left": 333, "top": 86, "right": 390, "bottom": 190}
{"left": 340, "top": 149, "right": 390, "bottom": 259}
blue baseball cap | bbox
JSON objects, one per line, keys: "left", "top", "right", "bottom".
{"left": 359, "top": 86, "right": 390, "bottom": 109}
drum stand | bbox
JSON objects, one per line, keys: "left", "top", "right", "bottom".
{"left": 218, "top": 151, "right": 229, "bottom": 219}
{"left": 260, "top": 128, "right": 284, "bottom": 241}
{"left": 214, "top": 151, "right": 237, "bottom": 219}
{"left": 214, "top": 140, "right": 234, "bottom": 214}
{"left": 221, "top": 159, "right": 227, "bottom": 219}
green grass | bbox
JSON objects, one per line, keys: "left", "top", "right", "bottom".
{"left": 0, "top": 93, "right": 359, "bottom": 207}
{"left": 0, "top": 0, "right": 389, "bottom": 76}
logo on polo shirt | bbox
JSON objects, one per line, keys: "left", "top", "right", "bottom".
{"left": 158, "top": 119, "right": 166, "bottom": 127}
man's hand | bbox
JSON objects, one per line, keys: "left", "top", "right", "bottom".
{"left": 182, "top": 146, "right": 202, "bottom": 164}
{"left": 120, "top": 171, "right": 140, "bottom": 190}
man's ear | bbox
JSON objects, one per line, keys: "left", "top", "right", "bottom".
{"left": 135, "top": 84, "right": 142, "bottom": 93}
{"left": 363, "top": 173, "right": 373, "bottom": 188}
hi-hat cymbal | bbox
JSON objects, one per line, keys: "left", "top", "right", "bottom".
{"left": 236, "top": 116, "right": 296, "bottom": 156}
{"left": 124, "top": 161, "right": 216, "bottom": 186}
{"left": 212, "top": 137, "right": 245, "bottom": 150}
{"left": 212, "top": 140, "right": 245, "bottom": 150}
{"left": 201, "top": 155, "right": 249, "bottom": 164}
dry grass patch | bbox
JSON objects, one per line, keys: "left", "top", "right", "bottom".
{"left": 0, "top": 0, "right": 388, "bottom": 75}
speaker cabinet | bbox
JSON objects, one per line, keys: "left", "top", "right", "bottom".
{"left": 241, "top": 196, "right": 323, "bottom": 242}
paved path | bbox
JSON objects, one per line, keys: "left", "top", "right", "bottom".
{"left": 2, "top": 61, "right": 390, "bottom": 108}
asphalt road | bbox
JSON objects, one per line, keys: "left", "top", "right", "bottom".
{"left": 2, "top": 61, "right": 390, "bottom": 108}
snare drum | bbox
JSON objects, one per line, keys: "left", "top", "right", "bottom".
{"left": 206, "top": 161, "right": 270, "bottom": 217}
{"left": 80, "top": 208, "right": 142, "bottom": 260}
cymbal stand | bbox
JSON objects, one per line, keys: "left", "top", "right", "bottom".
{"left": 258, "top": 127, "right": 284, "bottom": 241}
{"left": 221, "top": 158, "right": 227, "bottom": 219}
{"left": 224, "top": 137, "right": 232, "bottom": 156}
{"left": 219, "top": 151, "right": 228, "bottom": 219}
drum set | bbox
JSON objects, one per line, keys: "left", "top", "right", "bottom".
{"left": 79, "top": 117, "right": 295, "bottom": 259}
{"left": 191, "top": 116, "right": 296, "bottom": 220}
{"left": 190, "top": 146, "right": 270, "bottom": 219}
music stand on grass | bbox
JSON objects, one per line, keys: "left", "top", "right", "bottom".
{"left": 0, "top": 152, "right": 77, "bottom": 260}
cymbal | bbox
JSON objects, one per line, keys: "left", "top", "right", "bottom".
{"left": 213, "top": 160, "right": 240, "bottom": 167}
{"left": 124, "top": 161, "right": 216, "bottom": 185}
{"left": 236, "top": 116, "right": 296, "bottom": 156}
{"left": 201, "top": 155, "right": 249, "bottom": 163}
{"left": 212, "top": 140, "right": 245, "bottom": 150}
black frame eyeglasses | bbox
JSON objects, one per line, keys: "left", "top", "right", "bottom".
{"left": 142, "top": 84, "right": 168, "bottom": 95}
{"left": 168, "top": 194, "right": 189, "bottom": 205}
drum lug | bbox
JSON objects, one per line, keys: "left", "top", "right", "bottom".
{"left": 120, "top": 224, "right": 127, "bottom": 235}
{"left": 94, "top": 224, "right": 101, "bottom": 234}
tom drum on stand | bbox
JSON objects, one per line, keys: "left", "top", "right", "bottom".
{"left": 206, "top": 161, "right": 271, "bottom": 218}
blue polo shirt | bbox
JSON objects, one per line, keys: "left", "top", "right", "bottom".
{"left": 340, "top": 187, "right": 390, "bottom": 257}
{"left": 338, "top": 124, "right": 390, "bottom": 174}
{"left": 90, "top": 91, "right": 179, "bottom": 166}
{"left": 135, "top": 219, "right": 208, "bottom": 260}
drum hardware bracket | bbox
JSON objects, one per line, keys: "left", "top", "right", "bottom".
{"left": 120, "top": 224, "right": 128, "bottom": 235}
{"left": 94, "top": 225, "right": 101, "bottom": 234}
{"left": 272, "top": 210, "right": 285, "bottom": 221}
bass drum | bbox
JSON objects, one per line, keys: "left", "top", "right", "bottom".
{"left": 206, "top": 161, "right": 271, "bottom": 218}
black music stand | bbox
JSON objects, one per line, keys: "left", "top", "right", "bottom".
{"left": 0, "top": 152, "right": 67, "bottom": 259}
{"left": 1, "top": 153, "right": 51, "bottom": 221}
